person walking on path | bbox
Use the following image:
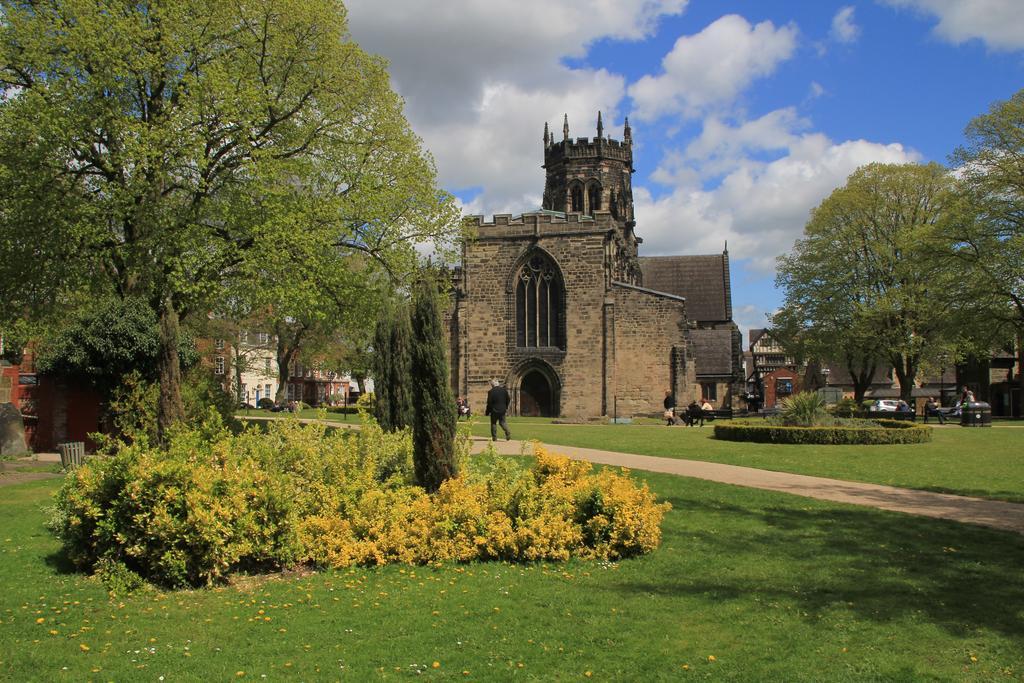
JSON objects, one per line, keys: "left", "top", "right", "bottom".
{"left": 687, "top": 400, "right": 704, "bottom": 427}
{"left": 485, "top": 379, "right": 512, "bottom": 441}
{"left": 663, "top": 390, "right": 677, "bottom": 426}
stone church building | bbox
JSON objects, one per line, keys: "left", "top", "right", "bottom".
{"left": 448, "top": 114, "right": 742, "bottom": 418}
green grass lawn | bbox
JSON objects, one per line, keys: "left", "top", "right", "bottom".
{"left": 469, "top": 418, "right": 1024, "bottom": 504}
{"left": 236, "top": 407, "right": 355, "bottom": 423}
{"left": 2, "top": 471, "right": 1023, "bottom": 681}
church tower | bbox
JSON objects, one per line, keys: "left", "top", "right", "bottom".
{"left": 542, "top": 113, "right": 635, "bottom": 226}
{"left": 541, "top": 113, "right": 641, "bottom": 284}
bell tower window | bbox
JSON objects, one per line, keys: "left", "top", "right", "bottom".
{"left": 515, "top": 253, "right": 565, "bottom": 349}
{"left": 588, "top": 182, "right": 601, "bottom": 212}
{"left": 569, "top": 184, "right": 584, "bottom": 213}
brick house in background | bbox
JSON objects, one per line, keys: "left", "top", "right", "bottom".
{"left": 448, "top": 115, "right": 742, "bottom": 418}
{"left": 1, "top": 349, "right": 101, "bottom": 452}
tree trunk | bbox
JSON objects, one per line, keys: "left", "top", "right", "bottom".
{"left": 274, "top": 323, "right": 303, "bottom": 405}
{"left": 892, "top": 353, "right": 918, "bottom": 403}
{"left": 156, "top": 296, "right": 185, "bottom": 442}
{"left": 233, "top": 342, "right": 244, "bottom": 403}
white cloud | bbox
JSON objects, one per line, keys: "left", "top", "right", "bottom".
{"left": 881, "top": 0, "right": 1024, "bottom": 50}
{"left": 636, "top": 112, "right": 920, "bottom": 273}
{"left": 830, "top": 6, "right": 861, "bottom": 43}
{"left": 343, "top": 0, "right": 686, "bottom": 211}
{"left": 628, "top": 15, "right": 798, "bottom": 121}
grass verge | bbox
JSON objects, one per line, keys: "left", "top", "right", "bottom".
{"left": 469, "top": 418, "right": 1024, "bottom": 503}
{"left": 2, "top": 468, "right": 1023, "bottom": 680}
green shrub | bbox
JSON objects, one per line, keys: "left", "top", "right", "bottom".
{"left": 713, "top": 419, "right": 931, "bottom": 445}
{"left": 52, "top": 416, "right": 670, "bottom": 588}
{"left": 258, "top": 397, "right": 276, "bottom": 409}
{"left": 830, "top": 397, "right": 860, "bottom": 418}
{"left": 780, "top": 391, "right": 828, "bottom": 426}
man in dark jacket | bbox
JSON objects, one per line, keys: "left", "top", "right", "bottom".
{"left": 485, "top": 379, "right": 512, "bottom": 441}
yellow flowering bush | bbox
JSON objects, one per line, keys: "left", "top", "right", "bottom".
{"left": 52, "top": 416, "right": 670, "bottom": 588}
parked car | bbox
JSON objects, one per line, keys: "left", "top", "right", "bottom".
{"left": 868, "top": 399, "right": 900, "bottom": 412}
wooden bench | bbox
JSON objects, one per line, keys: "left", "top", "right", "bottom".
{"left": 58, "top": 441, "right": 86, "bottom": 470}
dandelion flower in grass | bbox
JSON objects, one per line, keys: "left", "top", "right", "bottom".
{"left": 36, "top": 618, "right": 45, "bottom": 624}
{"left": 584, "top": 671, "right": 593, "bottom": 678}
{"left": 79, "top": 643, "right": 90, "bottom": 652}
{"left": 707, "top": 655, "right": 716, "bottom": 662}
{"left": 432, "top": 661, "right": 441, "bottom": 669}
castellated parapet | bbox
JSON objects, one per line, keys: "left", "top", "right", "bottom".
{"left": 466, "top": 210, "right": 617, "bottom": 240}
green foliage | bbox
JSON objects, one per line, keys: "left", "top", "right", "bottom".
{"left": 258, "top": 397, "right": 276, "bottom": 410}
{"left": 34, "top": 297, "right": 197, "bottom": 398}
{"left": 933, "top": 89, "right": 1024, "bottom": 349}
{"left": 714, "top": 420, "right": 932, "bottom": 445}
{"left": 372, "top": 305, "right": 415, "bottom": 433}
{"left": 830, "top": 397, "right": 861, "bottom": 418}
{"left": 0, "top": 0, "right": 460, "bottom": 434}
{"left": 181, "top": 366, "right": 239, "bottom": 431}
{"left": 372, "top": 314, "right": 394, "bottom": 431}
{"left": 390, "top": 305, "right": 414, "bottom": 431}
{"left": 94, "top": 558, "right": 146, "bottom": 596}
{"left": 410, "top": 278, "right": 458, "bottom": 492}
{"left": 96, "top": 367, "right": 238, "bottom": 448}
{"left": 52, "top": 417, "right": 669, "bottom": 587}
{"left": 779, "top": 391, "right": 828, "bottom": 426}
{"left": 776, "top": 162, "right": 964, "bottom": 402}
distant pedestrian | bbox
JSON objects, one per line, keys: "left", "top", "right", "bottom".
{"left": 663, "top": 390, "right": 677, "bottom": 426}
{"left": 687, "top": 400, "right": 703, "bottom": 427}
{"left": 485, "top": 379, "right": 512, "bottom": 441}
{"left": 924, "top": 397, "right": 945, "bottom": 424}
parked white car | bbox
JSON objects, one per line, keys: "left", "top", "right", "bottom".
{"left": 869, "top": 399, "right": 900, "bottom": 412}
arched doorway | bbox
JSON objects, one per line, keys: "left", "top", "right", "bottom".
{"left": 520, "top": 369, "right": 557, "bottom": 417}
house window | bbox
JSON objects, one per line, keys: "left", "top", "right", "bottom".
{"left": 701, "top": 383, "right": 717, "bottom": 401}
{"left": 265, "top": 383, "right": 272, "bottom": 399}
{"left": 214, "top": 338, "right": 224, "bottom": 351}
{"left": 214, "top": 356, "right": 225, "bottom": 375}
{"left": 240, "top": 383, "right": 247, "bottom": 401}
{"left": 264, "top": 358, "right": 272, "bottom": 374}
{"left": 515, "top": 253, "right": 564, "bottom": 349}
{"left": 776, "top": 378, "right": 793, "bottom": 396}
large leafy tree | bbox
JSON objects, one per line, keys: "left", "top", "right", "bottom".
{"left": 0, "top": 0, "right": 458, "bottom": 439}
{"left": 936, "top": 89, "right": 1024, "bottom": 407}
{"left": 776, "top": 163, "right": 962, "bottom": 402}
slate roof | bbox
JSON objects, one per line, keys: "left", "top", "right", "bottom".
{"left": 824, "top": 363, "right": 893, "bottom": 387}
{"left": 638, "top": 254, "right": 731, "bottom": 322}
{"left": 691, "top": 328, "right": 735, "bottom": 377}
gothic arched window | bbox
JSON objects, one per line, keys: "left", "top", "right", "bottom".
{"left": 515, "top": 253, "right": 565, "bottom": 349}
{"left": 588, "top": 182, "right": 601, "bottom": 212}
{"left": 569, "top": 184, "right": 584, "bottom": 213}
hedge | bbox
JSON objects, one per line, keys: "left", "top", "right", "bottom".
{"left": 713, "top": 419, "right": 932, "bottom": 445}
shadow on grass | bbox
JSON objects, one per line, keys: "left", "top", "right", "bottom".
{"left": 44, "top": 547, "right": 78, "bottom": 575}
{"left": 625, "top": 491, "right": 1024, "bottom": 638}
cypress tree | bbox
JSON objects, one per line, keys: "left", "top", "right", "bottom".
{"left": 409, "top": 278, "right": 457, "bottom": 491}
{"left": 390, "top": 304, "right": 414, "bottom": 430}
{"left": 372, "top": 313, "right": 394, "bottom": 431}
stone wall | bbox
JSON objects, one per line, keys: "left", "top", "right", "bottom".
{"left": 456, "top": 212, "right": 615, "bottom": 417}
{"left": 609, "top": 282, "right": 694, "bottom": 417}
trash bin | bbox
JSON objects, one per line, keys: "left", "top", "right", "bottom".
{"left": 960, "top": 401, "right": 992, "bottom": 427}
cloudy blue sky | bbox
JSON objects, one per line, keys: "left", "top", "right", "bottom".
{"left": 344, "top": 0, "right": 1024, "bottom": 341}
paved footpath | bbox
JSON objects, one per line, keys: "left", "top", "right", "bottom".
{"left": 471, "top": 437, "right": 1024, "bottom": 536}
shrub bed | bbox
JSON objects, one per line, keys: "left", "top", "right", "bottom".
{"left": 713, "top": 419, "right": 931, "bottom": 445}
{"left": 52, "top": 416, "right": 670, "bottom": 588}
